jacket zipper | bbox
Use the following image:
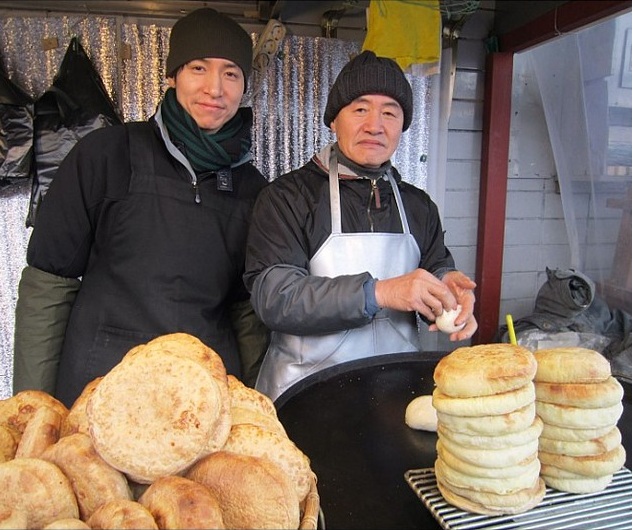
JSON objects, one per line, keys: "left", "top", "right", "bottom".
{"left": 367, "top": 178, "right": 381, "bottom": 231}
{"left": 176, "top": 142, "right": 201, "bottom": 204}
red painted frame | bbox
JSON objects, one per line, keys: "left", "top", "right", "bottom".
{"left": 473, "top": 0, "right": 632, "bottom": 344}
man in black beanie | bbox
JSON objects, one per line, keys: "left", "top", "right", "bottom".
{"left": 244, "top": 50, "right": 478, "bottom": 402}
{"left": 13, "top": 8, "right": 270, "bottom": 407}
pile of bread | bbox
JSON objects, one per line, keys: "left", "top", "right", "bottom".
{"left": 427, "top": 344, "right": 626, "bottom": 516}
{"left": 431, "top": 344, "right": 545, "bottom": 515}
{"left": 535, "top": 347, "right": 625, "bottom": 494}
{"left": 0, "top": 333, "right": 317, "bottom": 530}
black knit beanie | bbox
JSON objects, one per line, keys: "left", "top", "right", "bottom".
{"left": 324, "top": 50, "right": 413, "bottom": 131}
{"left": 166, "top": 8, "right": 253, "bottom": 84}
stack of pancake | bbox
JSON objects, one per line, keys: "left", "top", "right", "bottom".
{"left": 535, "top": 347, "right": 626, "bottom": 493}
{"left": 432, "top": 344, "right": 546, "bottom": 515}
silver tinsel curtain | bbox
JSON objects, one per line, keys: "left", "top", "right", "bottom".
{"left": 0, "top": 14, "right": 432, "bottom": 398}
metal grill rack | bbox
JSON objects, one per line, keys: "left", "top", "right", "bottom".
{"left": 405, "top": 467, "right": 632, "bottom": 530}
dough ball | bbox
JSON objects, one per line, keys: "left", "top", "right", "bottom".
{"left": 405, "top": 395, "right": 438, "bottom": 431}
{"left": 436, "top": 305, "right": 466, "bottom": 334}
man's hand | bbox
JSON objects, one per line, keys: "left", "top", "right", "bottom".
{"left": 374, "top": 269, "right": 478, "bottom": 341}
{"left": 429, "top": 270, "right": 477, "bottom": 340}
{"left": 375, "top": 269, "right": 457, "bottom": 322}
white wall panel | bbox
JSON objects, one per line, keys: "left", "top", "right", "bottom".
{"left": 541, "top": 219, "right": 571, "bottom": 244}
{"left": 536, "top": 244, "right": 572, "bottom": 270}
{"left": 446, "top": 130, "right": 481, "bottom": 159}
{"left": 505, "top": 191, "right": 544, "bottom": 219}
{"left": 505, "top": 219, "right": 542, "bottom": 244}
{"left": 445, "top": 160, "right": 480, "bottom": 189}
{"left": 448, "top": 99, "right": 482, "bottom": 130}
{"left": 443, "top": 217, "right": 478, "bottom": 246}
{"left": 503, "top": 245, "right": 541, "bottom": 272}
{"left": 453, "top": 70, "right": 485, "bottom": 100}
{"left": 443, "top": 189, "right": 480, "bottom": 218}
{"left": 501, "top": 271, "right": 540, "bottom": 300}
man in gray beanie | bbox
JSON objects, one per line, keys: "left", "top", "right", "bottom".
{"left": 244, "top": 50, "right": 478, "bottom": 402}
{"left": 13, "top": 7, "right": 270, "bottom": 407}
{"left": 323, "top": 50, "right": 414, "bottom": 131}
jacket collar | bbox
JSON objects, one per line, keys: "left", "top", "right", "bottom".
{"left": 312, "top": 143, "right": 398, "bottom": 182}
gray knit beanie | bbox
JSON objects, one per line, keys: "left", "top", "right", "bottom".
{"left": 324, "top": 50, "right": 413, "bottom": 131}
{"left": 166, "top": 8, "right": 253, "bottom": 85}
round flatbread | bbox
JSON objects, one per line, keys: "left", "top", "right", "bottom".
{"left": 0, "top": 390, "right": 68, "bottom": 434}
{"left": 228, "top": 375, "right": 278, "bottom": 417}
{"left": 540, "top": 462, "right": 601, "bottom": 479}
{"left": 14, "top": 405, "right": 62, "bottom": 458}
{"left": 41, "top": 433, "right": 132, "bottom": 521}
{"left": 231, "top": 406, "right": 287, "bottom": 436}
{"left": 87, "top": 500, "right": 157, "bottom": 530}
{"left": 437, "top": 436, "right": 538, "bottom": 468}
{"left": 435, "top": 456, "right": 540, "bottom": 494}
{"left": 540, "top": 422, "right": 614, "bottom": 442}
{"left": 437, "top": 441, "right": 538, "bottom": 479}
{"left": 535, "top": 377, "right": 623, "bottom": 408}
{"left": 535, "top": 400, "right": 623, "bottom": 429}
{"left": 534, "top": 347, "right": 611, "bottom": 383}
{"left": 538, "top": 426, "right": 622, "bottom": 456}
{"left": 138, "top": 476, "right": 224, "bottom": 529}
{"left": 43, "top": 519, "right": 91, "bottom": 529}
{"left": 0, "top": 423, "right": 20, "bottom": 462}
{"left": 436, "top": 403, "right": 536, "bottom": 436}
{"left": 87, "top": 351, "right": 225, "bottom": 483}
{"left": 222, "top": 423, "right": 313, "bottom": 504}
{"left": 60, "top": 377, "right": 102, "bottom": 438}
{"left": 126, "top": 333, "right": 232, "bottom": 454}
{"left": 0, "top": 458, "right": 79, "bottom": 528}
{"left": 538, "top": 444, "right": 626, "bottom": 477}
{"left": 433, "top": 383, "right": 535, "bottom": 417}
{"left": 0, "top": 503, "right": 27, "bottom": 529}
{"left": 542, "top": 473, "right": 614, "bottom": 494}
{"left": 436, "top": 476, "right": 545, "bottom": 515}
{"left": 438, "top": 416, "right": 542, "bottom": 449}
{"left": 187, "top": 451, "right": 300, "bottom": 530}
{"left": 434, "top": 344, "right": 537, "bottom": 398}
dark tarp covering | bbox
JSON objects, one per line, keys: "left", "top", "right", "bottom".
{"left": 497, "top": 267, "right": 632, "bottom": 382}
{"left": 27, "top": 37, "right": 122, "bottom": 227}
{"left": 0, "top": 69, "right": 34, "bottom": 186}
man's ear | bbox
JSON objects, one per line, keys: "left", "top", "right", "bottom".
{"left": 167, "top": 76, "right": 176, "bottom": 88}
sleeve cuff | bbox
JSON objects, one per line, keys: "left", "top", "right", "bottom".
{"left": 433, "top": 267, "right": 457, "bottom": 280}
{"left": 363, "top": 277, "right": 381, "bottom": 317}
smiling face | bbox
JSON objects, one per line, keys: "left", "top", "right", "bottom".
{"left": 168, "top": 57, "right": 244, "bottom": 133}
{"left": 330, "top": 94, "right": 404, "bottom": 168}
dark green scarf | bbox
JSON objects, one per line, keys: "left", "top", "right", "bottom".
{"left": 161, "top": 87, "right": 252, "bottom": 172}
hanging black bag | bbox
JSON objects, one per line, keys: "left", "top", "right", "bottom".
{"left": 27, "top": 37, "right": 122, "bottom": 226}
{"left": 0, "top": 68, "right": 34, "bottom": 186}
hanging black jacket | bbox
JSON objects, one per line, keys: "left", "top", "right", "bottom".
{"left": 14, "top": 111, "right": 268, "bottom": 407}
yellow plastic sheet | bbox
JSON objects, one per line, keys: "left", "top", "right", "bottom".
{"left": 362, "top": 0, "right": 441, "bottom": 73}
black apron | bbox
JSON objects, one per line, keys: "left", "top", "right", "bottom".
{"left": 55, "top": 122, "right": 239, "bottom": 406}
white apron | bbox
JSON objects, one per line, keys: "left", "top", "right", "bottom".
{"left": 256, "top": 152, "right": 421, "bottom": 401}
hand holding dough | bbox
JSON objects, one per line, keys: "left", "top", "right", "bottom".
{"left": 405, "top": 395, "right": 438, "bottom": 431}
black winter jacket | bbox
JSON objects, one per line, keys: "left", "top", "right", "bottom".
{"left": 244, "top": 150, "right": 456, "bottom": 336}
{"left": 14, "top": 114, "right": 268, "bottom": 407}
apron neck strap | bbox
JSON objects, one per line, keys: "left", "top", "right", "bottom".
{"left": 328, "top": 151, "right": 411, "bottom": 235}
{"left": 328, "top": 150, "right": 343, "bottom": 234}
